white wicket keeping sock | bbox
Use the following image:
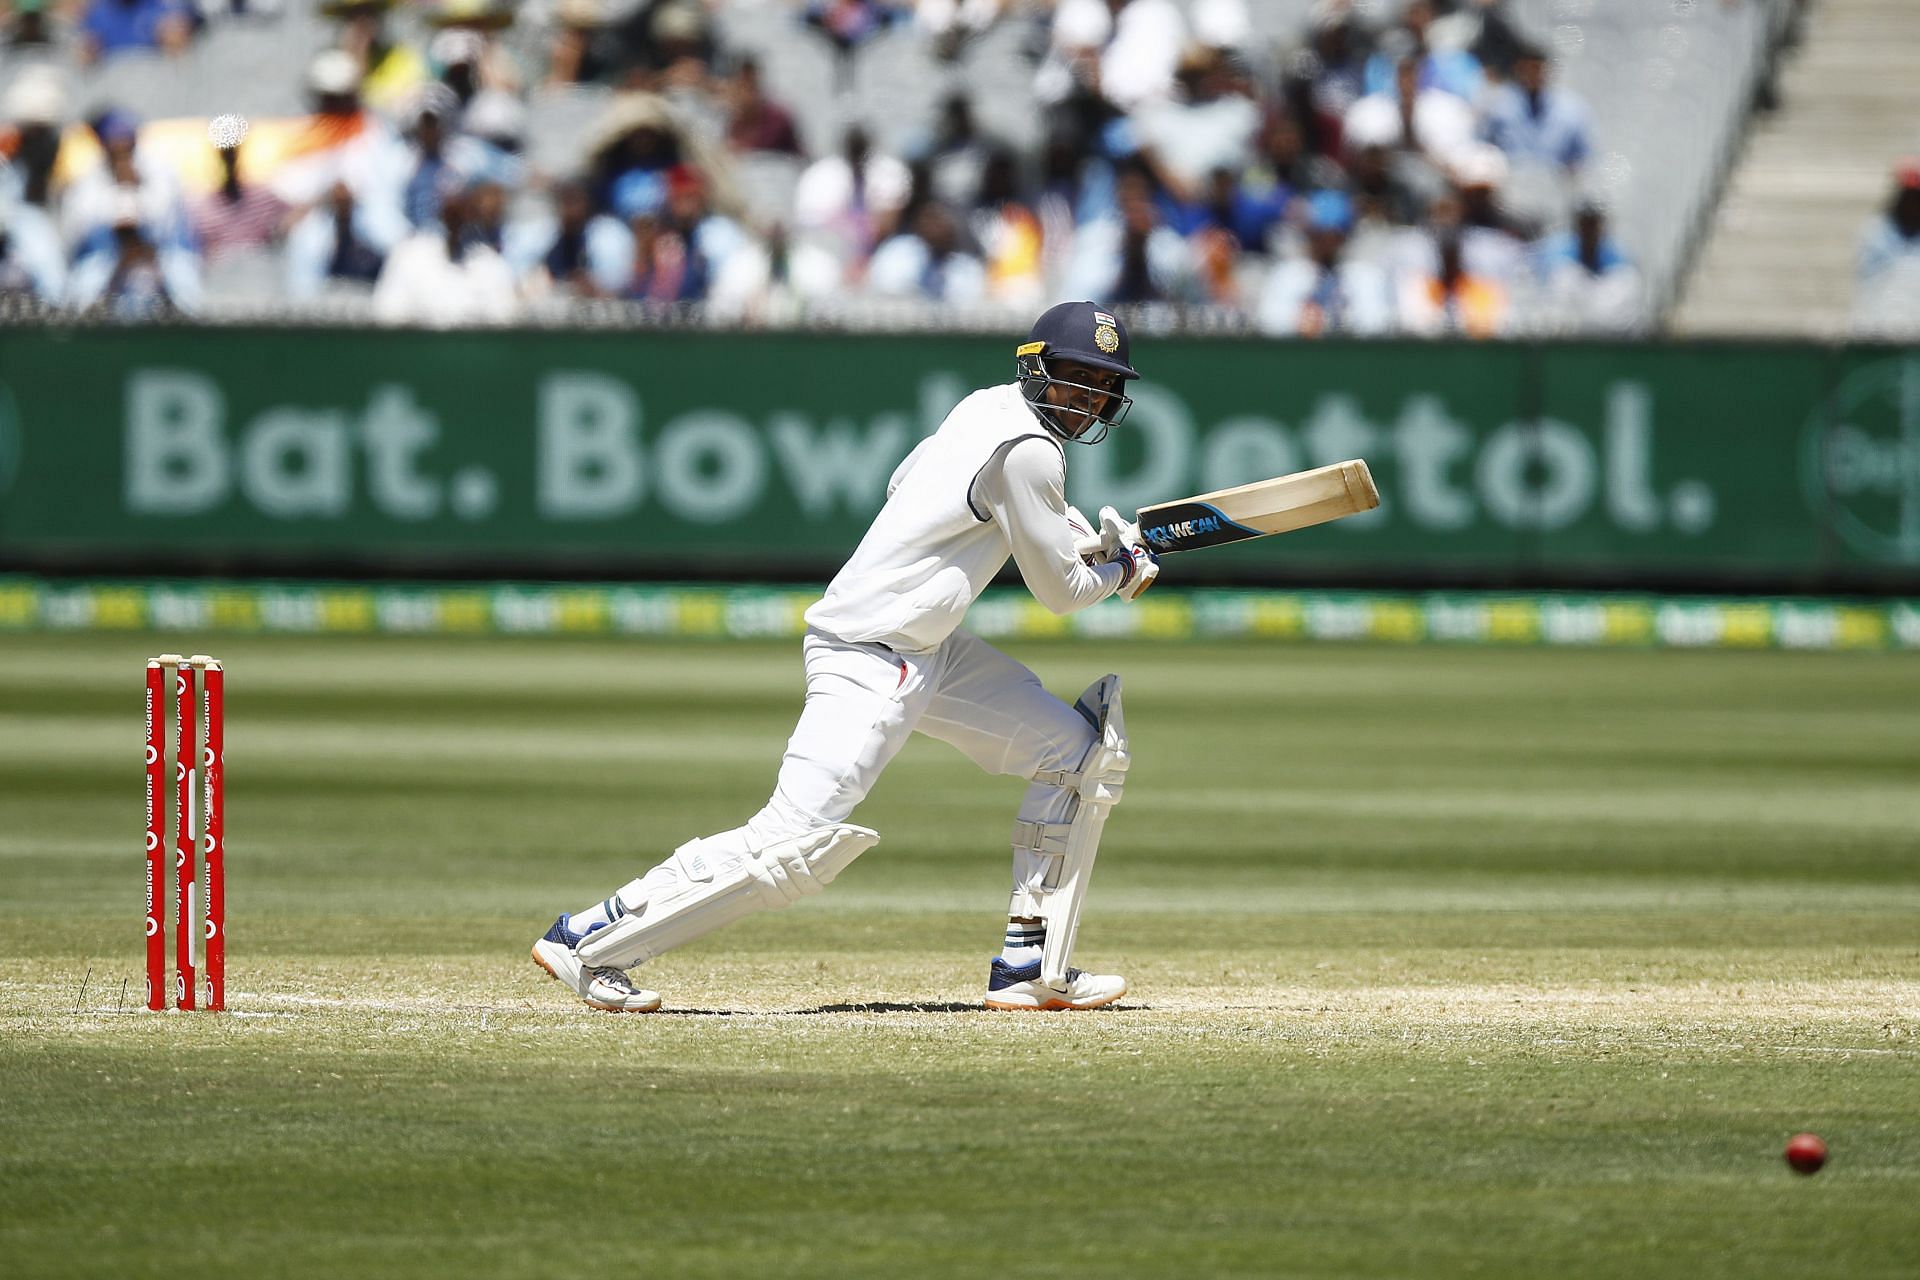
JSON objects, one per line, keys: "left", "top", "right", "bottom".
{"left": 1001, "top": 920, "right": 1045, "bottom": 966}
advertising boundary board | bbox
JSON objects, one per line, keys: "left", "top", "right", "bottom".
{"left": 4, "top": 576, "right": 1916, "bottom": 652}
{"left": 2, "top": 329, "right": 1917, "bottom": 591}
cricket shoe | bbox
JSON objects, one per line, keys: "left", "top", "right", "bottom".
{"left": 531, "top": 915, "right": 662, "bottom": 1013}
{"left": 983, "top": 957, "right": 1127, "bottom": 1011}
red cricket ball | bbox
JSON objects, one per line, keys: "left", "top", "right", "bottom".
{"left": 1785, "top": 1132, "right": 1827, "bottom": 1175}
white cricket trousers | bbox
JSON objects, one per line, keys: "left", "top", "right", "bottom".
{"left": 702, "top": 627, "right": 1101, "bottom": 916}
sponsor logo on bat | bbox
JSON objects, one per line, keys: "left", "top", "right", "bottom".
{"left": 1142, "top": 514, "right": 1224, "bottom": 548}
{"left": 1139, "top": 502, "right": 1261, "bottom": 551}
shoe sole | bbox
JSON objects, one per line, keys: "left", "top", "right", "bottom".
{"left": 530, "top": 943, "right": 662, "bottom": 1014}
{"left": 984, "top": 983, "right": 1127, "bottom": 1012}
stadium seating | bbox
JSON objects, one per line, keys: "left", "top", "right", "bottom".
{"left": 0, "top": 0, "right": 1817, "bottom": 333}
{"left": 1676, "top": 0, "right": 1920, "bottom": 336}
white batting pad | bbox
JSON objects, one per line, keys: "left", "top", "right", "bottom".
{"left": 576, "top": 824, "right": 879, "bottom": 970}
{"left": 1036, "top": 674, "right": 1127, "bottom": 990}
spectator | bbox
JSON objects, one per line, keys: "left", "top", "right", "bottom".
{"left": 400, "top": 90, "right": 459, "bottom": 229}
{"left": 723, "top": 56, "right": 802, "bottom": 157}
{"left": 611, "top": 167, "right": 706, "bottom": 302}
{"left": 1287, "top": 0, "right": 1370, "bottom": 159}
{"left": 916, "top": 0, "right": 1006, "bottom": 61}
{"left": 79, "top": 0, "right": 191, "bottom": 65}
{"left": 1346, "top": 41, "right": 1475, "bottom": 174}
{"left": 794, "top": 125, "right": 912, "bottom": 272}
{"left": 586, "top": 93, "right": 730, "bottom": 217}
{"left": 285, "top": 180, "right": 394, "bottom": 300}
{"left": 5, "top": 0, "right": 55, "bottom": 48}
{"left": 439, "top": 1, "right": 519, "bottom": 59}
{"left": 1246, "top": 109, "right": 1316, "bottom": 209}
{"left": 190, "top": 127, "right": 290, "bottom": 263}
{"left": 1397, "top": 182, "right": 1512, "bottom": 287}
{"left": 1034, "top": 0, "right": 1119, "bottom": 156}
{"left": 1395, "top": 192, "right": 1508, "bottom": 337}
{"left": 645, "top": 0, "right": 717, "bottom": 107}
{"left": 372, "top": 179, "right": 519, "bottom": 324}
{"left": 426, "top": 1, "right": 522, "bottom": 107}
{"left": 1851, "top": 158, "right": 1920, "bottom": 337}
{"left": 917, "top": 93, "right": 994, "bottom": 211}
{"left": 464, "top": 176, "right": 509, "bottom": 254}
{"left": 1034, "top": 132, "right": 1107, "bottom": 288}
{"left": 968, "top": 148, "right": 1046, "bottom": 305}
{"left": 868, "top": 202, "right": 987, "bottom": 303}
{"left": 1479, "top": 43, "right": 1591, "bottom": 177}
{"left": 706, "top": 222, "right": 843, "bottom": 323}
{"left": 1164, "top": 164, "right": 1290, "bottom": 257}
{"left": 665, "top": 165, "right": 745, "bottom": 293}
{"left": 455, "top": 90, "right": 529, "bottom": 190}
{"left": 619, "top": 209, "right": 684, "bottom": 302}
{"left": 270, "top": 51, "right": 409, "bottom": 220}
{"left": 2, "top": 66, "right": 66, "bottom": 209}
{"left": 1099, "top": 0, "right": 1188, "bottom": 111}
{"left": 60, "top": 109, "right": 190, "bottom": 255}
{"left": 1450, "top": 0, "right": 1529, "bottom": 84}
{"left": 328, "top": 0, "right": 430, "bottom": 117}
{"left": 1190, "top": 0, "right": 1253, "bottom": 61}
{"left": 1256, "top": 189, "right": 1393, "bottom": 336}
{"left": 1362, "top": 0, "right": 1483, "bottom": 102}
{"left": 506, "top": 177, "right": 633, "bottom": 299}
{"left": 1339, "top": 95, "right": 1441, "bottom": 229}
{"left": 601, "top": 0, "right": 718, "bottom": 90}
{"left": 1062, "top": 166, "right": 1193, "bottom": 303}
{"left": 70, "top": 188, "right": 200, "bottom": 315}
{"left": 1450, "top": 143, "right": 1527, "bottom": 287}
{"left": 0, "top": 197, "right": 66, "bottom": 302}
{"left": 804, "top": 0, "right": 901, "bottom": 84}
{"left": 545, "top": 0, "right": 615, "bottom": 87}
{"left": 1189, "top": 217, "right": 1245, "bottom": 307}
{"left": 1535, "top": 199, "right": 1642, "bottom": 333}
{"left": 1134, "top": 45, "right": 1261, "bottom": 205}
{"left": 430, "top": 29, "right": 487, "bottom": 109}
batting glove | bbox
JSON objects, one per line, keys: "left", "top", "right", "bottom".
{"left": 1111, "top": 542, "right": 1159, "bottom": 601}
{"left": 1096, "top": 505, "right": 1159, "bottom": 601}
{"left": 1096, "top": 505, "right": 1140, "bottom": 555}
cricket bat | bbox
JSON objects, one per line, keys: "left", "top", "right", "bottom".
{"left": 1080, "top": 459, "right": 1380, "bottom": 556}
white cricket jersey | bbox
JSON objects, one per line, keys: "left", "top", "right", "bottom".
{"left": 805, "top": 382, "right": 1125, "bottom": 653}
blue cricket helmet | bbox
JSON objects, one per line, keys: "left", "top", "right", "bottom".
{"left": 1018, "top": 300, "right": 1140, "bottom": 381}
{"left": 1016, "top": 301, "right": 1138, "bottom": 444}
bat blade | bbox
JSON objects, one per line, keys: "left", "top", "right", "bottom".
{"left": 1136, "top": 460, "right": 1379, "bottom": 554}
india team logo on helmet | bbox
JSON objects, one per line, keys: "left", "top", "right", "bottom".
{"left": 1092, "top": 310, "right": 1121, "bottom": 353}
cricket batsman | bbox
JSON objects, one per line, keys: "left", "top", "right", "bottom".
{"left": 533, "top": 301, "right": 1160, "bottom": 1012}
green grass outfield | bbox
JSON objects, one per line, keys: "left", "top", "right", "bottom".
{"left": 2, "top": 633, "right": 1916, "bottom": 1279}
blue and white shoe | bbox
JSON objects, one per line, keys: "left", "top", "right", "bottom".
{"left": 983, "top": 956, "right": 1127, "bottom": 1011}
{"left": 531, "top": 915, "right": 662, "bottom": 1013}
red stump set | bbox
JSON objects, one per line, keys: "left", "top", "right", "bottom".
{"left": 144, "top": 654, "right": 224, "bottom": 1012}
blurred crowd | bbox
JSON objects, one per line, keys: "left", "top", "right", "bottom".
{"left": 0, "top": 0, "right": 1649, "bottom": 334}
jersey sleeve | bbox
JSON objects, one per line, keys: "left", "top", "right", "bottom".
{"left": 982, "top": 436, "right": 1124, "bottom": 615}
{"left": 886, "top": 435, "right": 935, "bottom": 497}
